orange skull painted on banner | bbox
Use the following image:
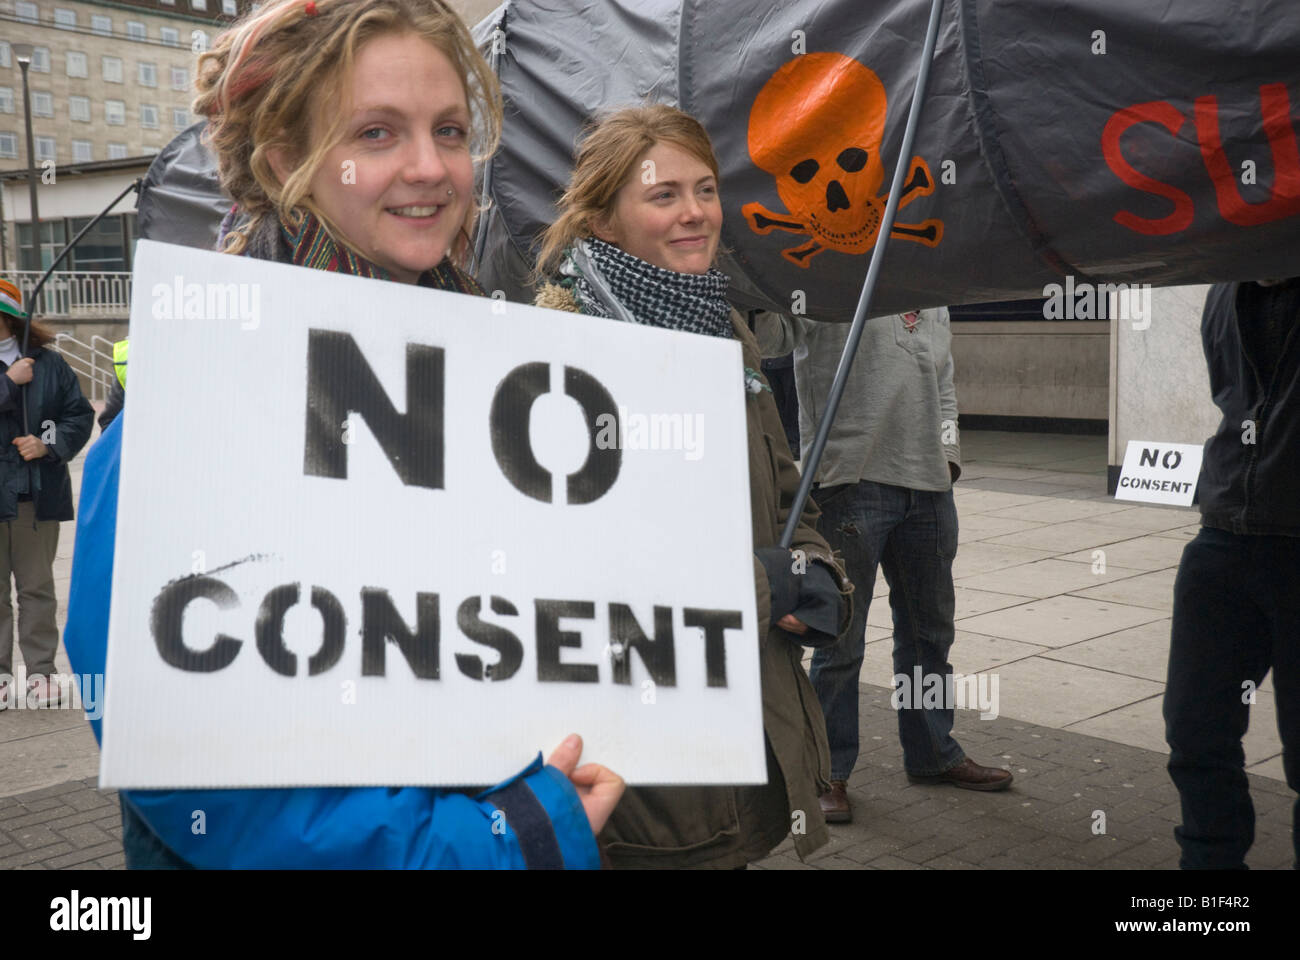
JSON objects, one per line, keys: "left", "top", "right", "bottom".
{"left": 742, "top": 52, "right": 943, "bottom": 267}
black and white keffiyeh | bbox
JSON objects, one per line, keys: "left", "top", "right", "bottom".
{"left": 562, "top": 237, "right": 734, "bottom": 339}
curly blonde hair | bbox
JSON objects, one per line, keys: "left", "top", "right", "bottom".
{"left": 194, "top": 0, "right": 502, "bottom": 265}
{"left": 533, "top": 105, "right": 721, "bottom": 279}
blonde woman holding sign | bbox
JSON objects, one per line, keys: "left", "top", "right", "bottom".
{"left": 64, "top": 0, "right": 621, "bottom": 870}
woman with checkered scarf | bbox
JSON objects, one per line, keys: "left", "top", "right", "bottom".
{"left": 534, "top": 105, "right": 854, "bottom": 869}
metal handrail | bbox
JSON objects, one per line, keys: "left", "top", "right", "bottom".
{"left": 10, "top": 270, "right": 132, "bottom": 320}
{"left": 52, "top": 332, "right": 116, "bottom": 403}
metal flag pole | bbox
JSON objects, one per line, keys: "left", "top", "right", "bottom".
{"left": 780, "top": 0, "right": 945, "bottom": 548}
{"left": 18, "top": 178, "right": 142, "bottom": 434}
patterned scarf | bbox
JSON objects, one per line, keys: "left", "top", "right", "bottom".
{"left": 563, "top": 237, "right": 733, "bottom": 339}
{"left": 237, "top": 205, "right": 484, "bottom": 296}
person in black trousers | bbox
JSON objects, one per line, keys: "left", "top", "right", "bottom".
{"left": 1166, "top": 276, "right": 1300, "bottom": 869}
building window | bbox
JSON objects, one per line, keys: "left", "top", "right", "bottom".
{"left": 223, "top": 0, "right": 238, "bottom": 14}
{"left": 31, "top": 48, "right": 51, "bottom": 73}
{"left": 16, "top": 220, "right": 68, "bottom": 272}
{"left": 107, "top": 142, "right": 128, "bottom": 160}
{"left": 0, "top": 132, "right": 17, "bottom": 159}
{"left": 32, "top": 91, "right": 54, "bottom": 117}
{"left": 54, "top": 7, "right": 75, "bottom": 29}
{"left": 171, "top": 66, "right": 190, "bottom": 91}
{"left": 0, "top": 42, "right": 10, "bottom": 68}
{"left": 140, "top": 103, "right": 159, "bottom": 129}
{"left": 127, "top": 21, "right": 147, "bottom": 42}
{"left": 192, "top": 0, "right": 208, "bottom": 10}
{"left": 72, "top": 139, "right": 92, "bottom": 163}
{"left": 161, "top": 27, "right": 180, "bottom": 47}
{"left": 15, "top": 2, "right": 39, "bottom": 25}
{"left": 66, "top": 51, "right": 88, "bottom": 78}
{"left": 0, "top": 88, "right": 12, "bottom": 114}
{"left": 191, "top": 30, "right": 209, "bottom": 52}
{"left": 103, "top": 56, "right": 123, "bottom": 83}
{"left": 36, "top": 136, "right": 55, "bottom": 163}
{"left": 139, "top": 62, "right": 157, "bottom": 87}
{"left": 92, "top": 14, "right": 112, "bottom": 36}
{"left": 161, "top": 0, "right": 175, "bottom": 5}
{"left": 173, "top": 107, "right": 190, "bottom": 130}
{"left": 69, "top": 95, "right": 90, "bottom": 122}
{"left": 105, "top": 99, "right": 126, "bottom": 125}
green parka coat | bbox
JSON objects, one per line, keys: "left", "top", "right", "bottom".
{"left": 537, "top": 282, "right": 853, "bottom": 868}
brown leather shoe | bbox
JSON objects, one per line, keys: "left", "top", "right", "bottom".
{"left": 818, "top": 780, "right": 852, "bottom": 822}
{"left": 907, "top": 758, "right": 1013, "bottom": 792}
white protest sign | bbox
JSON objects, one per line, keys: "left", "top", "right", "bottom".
{"left": 100, "top": 240, "right": 765, "bottom": 788}
{"left": 1115, "top": 440, "right": 1203, "bottom": 506}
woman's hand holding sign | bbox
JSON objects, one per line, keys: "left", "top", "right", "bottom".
{"left": 547, "top": 734, "right": 625, "bottom": 834}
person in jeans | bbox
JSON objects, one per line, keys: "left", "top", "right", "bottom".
{"left": 1166, "top": 276, "right": 1300, "bottom": 869}
{"left": 755, "top": 308, "right": 1012, "bottom": 822}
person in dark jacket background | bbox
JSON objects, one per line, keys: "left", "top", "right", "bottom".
{"left": 0, "top": 278, "right": 94, "bottom": 710}
{"left": 1166, "top": 276, "right": 1300, "bottom": 869}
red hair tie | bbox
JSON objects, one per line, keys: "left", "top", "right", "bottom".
{"left": 305, "top": 1, "right": 318, "bottom": 15}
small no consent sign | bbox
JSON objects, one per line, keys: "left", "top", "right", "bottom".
{"left": 1115, "top": 440, "right": 1203, "bottom": 506}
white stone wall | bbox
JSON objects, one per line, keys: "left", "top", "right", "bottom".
{"left": 1109, "top": 284, "right": 1222, "bottom": 467}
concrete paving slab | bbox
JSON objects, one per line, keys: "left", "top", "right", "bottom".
{"left": 956, "top": 595, "right": 1167, "bottom": 647}
{"left": 1152, "top": 524, "right": 1201, "bottom": 542}
{"left": 955, "top": 558, "right": 1145, "bottom": 599}
{"left": 0, "top": 724, "right": 101, "bottom": 799}
{"left": 1065, "top": 694, "right": 1167, "bottom": 753}
{"left": 857, "top": 630, "right": 1047, "bottom": 688}
{"left": 960, "top": 477, "right": 1098, "bottom": 498}
{"left": 983, "top": 498, "right": 1131, "bottom": 524}
{"left": 987, "top": 658, "right": 1165, "bottom": 727}
{"left": 950, "top": 488, "right": 1051, "bottom": 514}
{"left": 948, "top": 632, "right": 1049, "bottom": 676}
{"left": 950, "top": 541, "right": 1058, "bottom": 580}
{"left": 1059, "top": 535, "right": 1189, "bottom": 572}
{"left": 1040, "top": 618, "right": 1172, "bottom": 683}
{"left": 869, "top": 585, "right": 1038, "bottom": 628}
{"left": 1247, "top": 754, "right": 1286, "bottom": 780}
{"left": 957, "top": 513, "right": 1048, "bottom": 542}
{"left": 1091, "top": 505, "right": 1201, "bottom": 533}
{"left": 1068, "top": 568, "right": 1178, "bottom": 612}
{"left": 1034, "top": 455, "right": 1109, "bottom": 474}
{"left": 984, "top": 520, "right": 1145, "bottom": 554}
{"left": 952, "top": 586, "right": 1037, "bottom": 619}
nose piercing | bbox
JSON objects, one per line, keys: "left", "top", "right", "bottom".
{"left": 447, "top": 189, "right": 454, "bottom": 197}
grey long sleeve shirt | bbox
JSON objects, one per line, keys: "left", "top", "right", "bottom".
{"left": 753, "top": 309, "right": 961, "bottom": 491}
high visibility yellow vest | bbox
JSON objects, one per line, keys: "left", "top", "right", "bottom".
{"left": 113, "top": 338, "right": 128, "bottom": 389}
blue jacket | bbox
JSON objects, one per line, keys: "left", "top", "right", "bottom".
{"left": 64, "top": 415, "right": 602, "bottom": 869}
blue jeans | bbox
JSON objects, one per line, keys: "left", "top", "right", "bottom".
{"left": 1166, "top": 527, "right": 1300, "bottom": 869}
{"left": 810, "top": 480, "right": 966, "bottom": 779}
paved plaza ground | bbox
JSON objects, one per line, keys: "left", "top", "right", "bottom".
{"left": 0, "top": 426, "right": 1293, "bottom": 869}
